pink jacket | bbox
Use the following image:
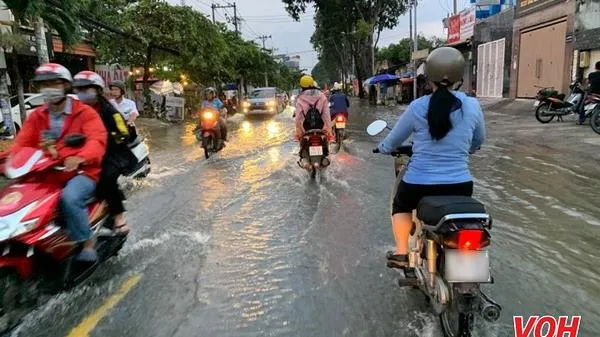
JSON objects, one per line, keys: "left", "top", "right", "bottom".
{"left": 295, "top": 89, "right": 332, "bottom": 133}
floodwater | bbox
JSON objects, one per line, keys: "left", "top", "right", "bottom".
{"left": 10, "top": 100, "right": 600, "bottom": 337}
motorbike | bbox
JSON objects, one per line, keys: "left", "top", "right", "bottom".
{"left": 0, "top": 134, "right": 127, "bottom": 332}
{"left": 367, "top": 120, "right": 502, "bottom": 337}
{"left": 586, "top": 94, "right": 600, "bottom": 134}
{"left": 297, "top": 129, "right": 330, "bottom": 179}
{"left": 125, "top": 131, "right": 151, "bottom": 179}
{"left": 534, "top": 82, "right": 595, "bottom": 123}
{"left": 195, "top": 107, "right": 224, "bottom": 159}
{"left": 332, "top": 114, "right": 347, "bottom": 151}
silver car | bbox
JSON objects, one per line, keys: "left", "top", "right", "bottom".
{"left": 241, "top": 88, "right": 282, "bottom": 115}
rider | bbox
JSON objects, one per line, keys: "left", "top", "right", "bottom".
{"left": 377, "top": 47, "right": 486, "bottom": 269}
{"left": 579, "top": 61, "right": 600, "bottom": 124}
{"left": 201, "top": 87, "right": 227, "bottom": 142}
{"left": 329, "top": 82, "right": 350, "bottom": 121}
{"left": 109, "top": 80, "right": 139, "bottom": 139}
{"left": 10, "top": 64, "right": 107, "bottom": 261}
{"left": 73, "top": 71, "right": 137, "bottom": 237}
{"left": 295, "top": 75, "right": 333, "bottom": 167}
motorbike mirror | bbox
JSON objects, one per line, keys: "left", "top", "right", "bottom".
{"left": 367, "top": 120, "right": 388, "bottom": 136}
{"left": 64, "top": 133, "right": 87, "bottom": 148}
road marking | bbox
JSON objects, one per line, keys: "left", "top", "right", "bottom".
{"left": 66, "top": 274, "right": 142, "bottom": 337}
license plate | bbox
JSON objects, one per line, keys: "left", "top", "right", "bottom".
{"left": 309, "top": 146, "right": 323, "bottom": 156}
{"left": 444, "top": 249, "right": 491, "bottom": 283}
{"left": 533, "top": 100, "right": 540, "bottom": 107}
{"left": 336, "top": 122, "right": 346, "bottom": 129}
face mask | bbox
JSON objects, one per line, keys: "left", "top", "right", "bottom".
{"left": 41, "top": 87, "right": 66, "bottom": 104}
{"left": 77, "top": 88, "right": 97, "bottom": 103}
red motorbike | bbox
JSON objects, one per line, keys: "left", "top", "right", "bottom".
{"left": 195, "top": 107, "right": 224, "bottom": 159}
{"left": 298, "top": 129, "right": 330, "bottom": 179}
{"left": 0, "top": 134, "right": 126, "bottom": 331}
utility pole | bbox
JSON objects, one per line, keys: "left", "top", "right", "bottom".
{"left": 211, "top": 3, "right": 239, "bottom": 34}
{"left": 257, "top": 35, "right": 272, "bottom": 87}
{"left": 413, "top": 0, "right": 418, "bottom": 100}
{"left": 453, "top": 0, "right": 457, "bottom": 15}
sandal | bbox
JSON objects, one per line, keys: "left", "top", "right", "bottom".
{"left": 114, "top": 223, "right": 130, "bottom": 236}
{"left": 386, "top": 251, "right": 409, "bottom": 269}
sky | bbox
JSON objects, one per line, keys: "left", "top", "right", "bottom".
{"left": 171, "top": 0, "right": 471, "bottom": 72}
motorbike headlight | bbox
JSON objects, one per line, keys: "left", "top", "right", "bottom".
{"left": 202, "top": 111, "right": 215, "bottom": 120}
{"left": 242, "top": 101, "right": 251, "bottom": 108}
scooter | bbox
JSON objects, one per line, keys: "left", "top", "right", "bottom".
{"left": 0, "top": 134, "right": 126, "bottom": 333}
{"left": 125, "top": 133, "right": 151, "bottom": 179}
{"left": 534, "top": 82, "right": 592, "bottom": 123}
{"left": 297, "top": 129, "right": 330, "bottom": 179}
{"left": 332, "top": 114, "right": 347, "bottom": 151}
{"left": 368, "top": 120, "right": 501, "bottom": 337}
{"left": 195, "top": 108, "right": 224, "bottom": 159}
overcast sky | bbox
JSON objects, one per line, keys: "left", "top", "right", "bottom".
{"left": 170, "top": 0, "right": 470, "bottom": 72}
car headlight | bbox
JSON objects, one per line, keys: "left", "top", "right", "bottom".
{"left": 242, "top": 101, "right": 251, "bottom": 108}
{"left": 267, "top": 100, "right": 276, "bottom": 106}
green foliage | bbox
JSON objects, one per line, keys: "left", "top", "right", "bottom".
{"left": 376, "top": 35, "right": 447, "bottom": 66}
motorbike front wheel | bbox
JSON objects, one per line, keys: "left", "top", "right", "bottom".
{"left": 202, "top": 136, "right": 212, "bottom": 159}
{"left": 535, "top": 102, "right": 555, "bottom": 123}
{"left": 590, "top": 108, "right": 600, "bottom": 135}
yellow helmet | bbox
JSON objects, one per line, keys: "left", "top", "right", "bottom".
{"left": 300, "top": 75, "right": 315, "bottom": 89}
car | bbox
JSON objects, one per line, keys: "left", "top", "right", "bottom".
{"left": 241, "top": 87, "right": 283, "bottom": 116}
{"left": 289, "top": 89, "right": 301, "bottom": 106}
{"left": 0, "top": 93, "right": 45, "bottom": 133}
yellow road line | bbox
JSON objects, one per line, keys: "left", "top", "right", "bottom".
{"left": 66, "top": 274, "right": 142, "bottom": 337}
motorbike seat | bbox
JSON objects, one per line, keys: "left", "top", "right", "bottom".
{"left": 417, "top": 196, "right": 486, "bottom": 227}
{"left": 547, "top": 97, "right": 563, "bottom": 104}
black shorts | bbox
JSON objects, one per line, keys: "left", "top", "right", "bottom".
{"left": 392, "top": 180, "right": 473, "bottom": 214}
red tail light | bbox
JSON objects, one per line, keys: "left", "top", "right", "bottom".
{"left": 336, "top": 116, "right": 345, "bottom": 122}
{"left": 309, "top": 135, "right": 322, "bottom": 146}
{"left": 443, "top": 229, "right": 490, "bottom": 250}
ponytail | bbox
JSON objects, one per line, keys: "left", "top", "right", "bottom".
{"left": 427, "top": 82, "right": 462, "bottom": 140}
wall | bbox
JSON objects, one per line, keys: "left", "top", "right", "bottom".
{"left": 575, "top": 0, "right": 600, "bottom": 50}
{"left": 473, "top": 7, "right": 515, "bottom": 96}
{"left": 510, "top": 0, "right": 575, "bottom": 97}
{"left": 583, "top": 49, "right": 600, "bottom": 78}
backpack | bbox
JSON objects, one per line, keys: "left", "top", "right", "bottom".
{"left": 303, "top": 104, "right": 324, "bottom": 131}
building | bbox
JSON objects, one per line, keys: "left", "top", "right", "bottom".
{"left": 447, "top": 7, "right": 477, "bottom": 94}
{"left": 285, "top": 55, "right": 301, "bottom": 71}
{"left": 510, "top": 0, "right": 576, "bottom": 98}
{"left": 473, "top": 7, "right": 515, "bottom": 97}
{"left": 574, "top": 0, "right": 600, "bottom": 80}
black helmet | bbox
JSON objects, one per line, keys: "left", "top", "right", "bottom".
{"left": 425, "top": 47, "right": 465, "bottom": 84}
{"left": 110, "top": 80, "right": 126, "bottom": 94}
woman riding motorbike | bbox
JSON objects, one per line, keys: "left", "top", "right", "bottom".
{"left": 377, "top": 47, "right": 486, "bottom": 268}
{"left": 200, "top": 87, "right": 228, "bottom": 142}
{"left": 73, "top": 71, "right": 137, "bottom": 236}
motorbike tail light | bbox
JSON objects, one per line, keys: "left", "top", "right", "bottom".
{"left": 309, "top": 135, "right": 322, "bottom": 146}
{"left": 336, "top": 116, "right": 345, "bottom": 122}
{"left": 443, "top": 229, "right": 490, "bottom": 250}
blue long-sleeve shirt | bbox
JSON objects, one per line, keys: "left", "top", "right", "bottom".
{"left": 378, "top": 91, "right": 485, "bottom": 185}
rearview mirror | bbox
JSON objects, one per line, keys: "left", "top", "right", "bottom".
{"left": 64, "top": 133, "right": 87, "bottom": 148}
{"left": 367, "top": 120, "right": 388, "bottom": 136}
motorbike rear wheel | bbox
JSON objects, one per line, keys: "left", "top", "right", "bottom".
{"left": 440, "top": 288, "right": 475, "bottom": 337}
{"left": 335, "top": 128, "right": 343, "bottom": 152}
{"left": 535, "top": 102, "right": 555, "bottom": 123}
{"left": 590, "top": 108, "right": 600, "bottom": 135}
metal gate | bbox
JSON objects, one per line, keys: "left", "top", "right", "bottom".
{"left": 477, "top": 38, "right": 505, "bottom": 98}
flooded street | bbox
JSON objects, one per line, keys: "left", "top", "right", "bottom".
{"left": 11, "top": 100, "right": 600, "bottom": 337}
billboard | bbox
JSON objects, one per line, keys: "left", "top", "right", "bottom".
{"left": 447, "top": 7, "right": 476, "bottom": 45}
{"left": 448, "top": 15, "right": 461, "bottom": 44}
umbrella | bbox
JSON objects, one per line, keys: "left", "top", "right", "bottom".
{"left": 365, "top": 74, "right": 400, "bottom": 85}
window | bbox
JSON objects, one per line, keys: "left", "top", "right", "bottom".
{"left": 250, "top": 89, "right": 276, "bottom": 98}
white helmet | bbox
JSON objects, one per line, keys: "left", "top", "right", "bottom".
{"left": 73, "top": 71, "right": 106, "bottom": 90}
{"left": 33, "top": 63, "right": 73, "bottom": 83}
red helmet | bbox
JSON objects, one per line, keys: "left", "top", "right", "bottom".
{"left": 33, "top": 63, "right": 73, "bottom": 83}
{"left": 73, "top": 71, "right": 106, "bottom": 90}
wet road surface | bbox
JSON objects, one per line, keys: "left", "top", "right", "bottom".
{"left": 10, "top": 100, "right": 600, "bottom": 337}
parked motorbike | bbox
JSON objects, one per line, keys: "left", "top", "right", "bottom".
{"left": 586, "top": 94, "right": 600, "bottom": 134}
{"left": 367, "top": 120, "right": 501, "bottom": 337}
{"left": 0, "top": 134, "right": 127, "bottom": 332}
{"left": 332, "top": 114, "right": 347, "bottom": 151}
{"left": 195, "top": 107, "right": 224, "bottom": 159}
{"left": 534, "top": 82, "right": 593, "bottom": 123}
{"left": 297, "top": 129, "right": 330, "bottom": 179}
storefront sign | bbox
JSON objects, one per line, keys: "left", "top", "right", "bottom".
{"left": 95, "top": 64, "right": 130, "bottom": 86}
{"left": 447, "top": 7, "right": 476, "bottom": 45}
{"left": 411, "top": 49, "right": 430, "bottom": 60}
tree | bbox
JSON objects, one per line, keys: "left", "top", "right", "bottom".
{"left": 283, "top": 0, "right": 410, "bottom": 97}
{"left": 2, "top": 0, "right": 80, "bottom": 128}
{"left": 376, "top": 35, "right": 447, "bottom": 66}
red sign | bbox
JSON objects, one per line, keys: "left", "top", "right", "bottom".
{"left": 448, "top": 15, "right": 461, "bottom": 44}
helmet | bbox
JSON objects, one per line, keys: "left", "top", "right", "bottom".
{"left": 299, "top": 75, "right": 314, "bottom": 89}
{"left": 73, "top": 71, "right": 105, "bottom": 90}
{"left": 109, "top": 80, "right": 126, "bottom": 94}
{"left": 425, "top": 47, "right": 465, "bottom": 84}
{"left": 205, "top": 87, "right": 216, "bottom": 95}
{"left": 33, "top": 63, "right": 73, "bottom": 83}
